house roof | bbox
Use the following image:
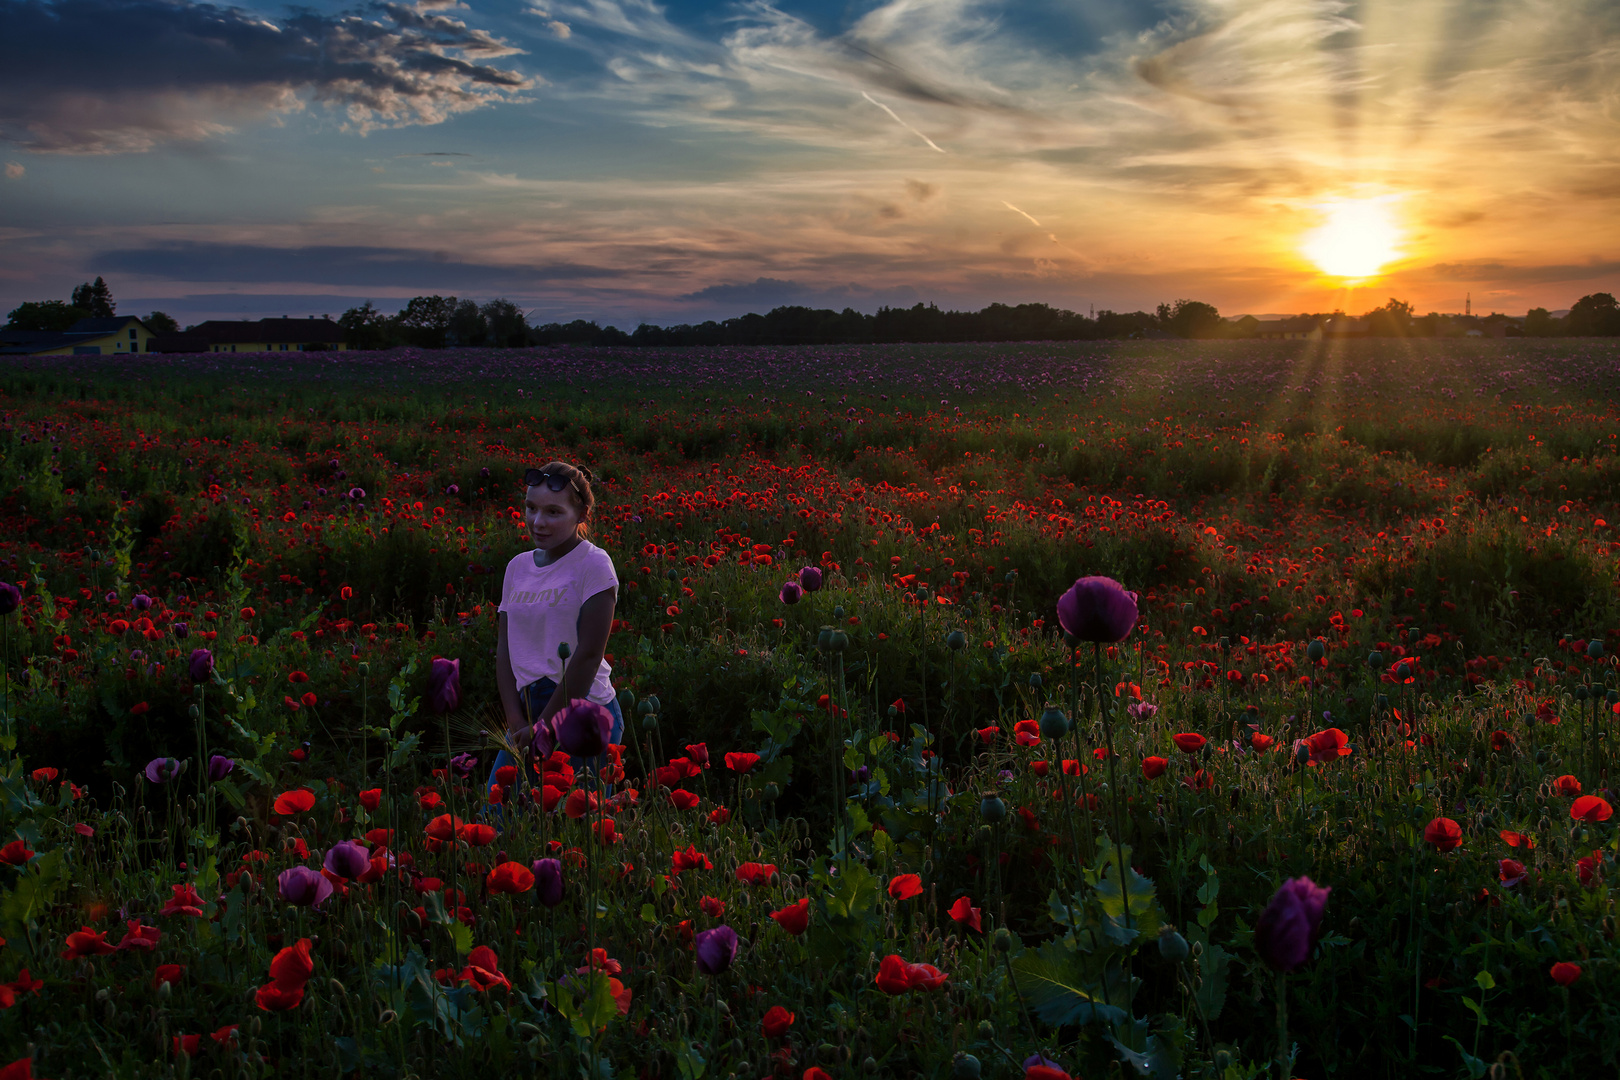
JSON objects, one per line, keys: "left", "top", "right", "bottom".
{"left": 187, "top": 318, "right": 345, "bottom": 345}
{"left": 66, "top": 316, "right": 147, "bottom": 333}
{"left": 0, "top": 316, "right": 151, "bottom": 354}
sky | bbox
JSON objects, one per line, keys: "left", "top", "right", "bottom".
{"left": 2, "top": 0, "right": 1619, "bottom": 328}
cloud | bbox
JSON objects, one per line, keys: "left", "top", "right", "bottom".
{"left": 674, "top": 276, "right": 922, "bottom": 313}
{"left": 3, "top": 161, "right": 21, "bottom": 179}
{"left": 96, "top": 241, "right": 630, "bottom": 289}
{"left": 0, "top": 0, "right": 534, "bottom": 154}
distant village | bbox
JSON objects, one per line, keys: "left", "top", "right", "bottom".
{"left": 3, "top": 277, "right": 1617, "bottom": 353}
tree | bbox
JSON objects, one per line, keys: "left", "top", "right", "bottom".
{"left": 1523, "top": 307, "right": 1560, "bottom": 336}
{"left": 144, "top": 311, "right": 179, "bottom": 334}
{"left": 1566, "top": 293, "right": 1620, "bottom": 336}
{"left": 6, "top": 300, "right": 91, "bottom": 331}
{"left": 338, "top": 301, "right": 395, "bottom": 350}
{"left": 1363, "top": 297, "right": 1414, "bottom": 336}
{"left": 394, "top": 295, "right": 458, "bottom": 348}
{"left": 1157, "top": 299, "right": 1223, "bottom": 339}
{"left": 70, "top": 277, "right": 116, "bottom": 317}
{"left": 447, "top": 298, "right": 487, "bottom": 346}
{"left": 481, "top": 298, "right": 529, "bottom": 347}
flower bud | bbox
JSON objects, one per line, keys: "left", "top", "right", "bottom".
{"left": 992, "top": 928, "right": 1011, "bottom": 952}
{"left": 1158, "top": 928, "right": 1189, "bottom": 962}
{"left": 952, "top": 1053, "right": 982, "bottom": 1080}
{"left": 976, "top": 1020, "right": 996, "bottom": 1040}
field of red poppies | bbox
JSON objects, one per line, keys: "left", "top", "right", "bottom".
{"left": 0, "top": 337, "right": 1616, "bottom": 1080}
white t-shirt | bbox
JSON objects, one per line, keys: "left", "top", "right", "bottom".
{"left": 498, "top": 539, "right": 619, "bottom": 705}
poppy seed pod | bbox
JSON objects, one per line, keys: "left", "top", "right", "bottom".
{"left": 817, "top": 627, "right": 833, "bottom": 651}
{"left": 1055, "top": 576, "right": 1138, "bottom": 642}
{"left": 952, "top": 1053, "right": 982, "bottom": 1080}
{"left": 1158, "top": 928, "right": 1189, "bottom": 962}
{"left": 945, "top": 630, "right": 966, "bottom": 651}
{"left": 832, "top": 605, "right": 844, "bottom": 619}
{"left": 1367, "top": 651, "right": 1383, "bottom": 669}
{"left": 1588, "top": 640, "right": 1605, "bottom": 659}
{"left": 979, "top": 795, "right": 1007, "bottom": 823}
{"left": 992, "top": 928, "right": 1011, "bottom": 953}
{"left": 1028, "top": 673, "right": 1043, "bottom": 689}
{"left": 827, "top": 630, "right": 848, "bottom": 653}
{"left": 1306, "top": 639, "right": 1326, "bottom": 662}
{"left": 1039, "top": 707, "right": 1070, "bottom": 740}
{"left": 617, "top": 688, "right": 637, "bottom": 712}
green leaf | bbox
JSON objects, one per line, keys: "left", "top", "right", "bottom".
{"left": 1474, "top": 970, "right": 1496, "bottom": 990}
{"left": 214, "top": 777, "right": 247, "bottom": 810}
{"left": 577, "top": 969, "right": 620, "bottom": 1032}
{"left": 389, "top": 732, "right": 421, "bottom": 769}
{"left": 640, "top": 903, "right": 658, "bottom": 924}
{"left": 674, "top": 1039, "right": 707, "bottom": 1080}
{"left": 845, "top": 802, "right": 872, "bottom": 838}
{"left": 1192, "top": 944, "right": 1229, "bottom": 1021}
{"left": 1011, "top": 938, "right": 1127, "bottom": 1026}
{"left": 446, "top": 920, "right": 473, "bottom": 956}
{"left": 1460, "top": 996, "right": 1486, "bottom": 1025}
{"left": 0, "top": 847, "right": 67, "bottom": 941}
{"left": 822, "top": 861, "right": 880, "bottom": 924}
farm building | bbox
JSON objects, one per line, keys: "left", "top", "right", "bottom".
{"left": 151, "top": 317, "right": 347, "bottom": 353}
{"left": 0, "top": 316, "right": 156, "bottom": 355}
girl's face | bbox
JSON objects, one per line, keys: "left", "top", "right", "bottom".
{"left": 524, "top": 485, "right": 583, "bottom": 552}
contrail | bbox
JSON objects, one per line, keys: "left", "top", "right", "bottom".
{"left": 1002, "top": 201, "right": 1042, "bottom": 228}
{"left": 861, "top": 92, "right": 945, "bottom": 154}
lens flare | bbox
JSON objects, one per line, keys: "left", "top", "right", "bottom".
{"left": 1302, "top": 198, "right": 1403, "bottom": 279}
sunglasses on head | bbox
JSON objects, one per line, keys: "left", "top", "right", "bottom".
{"left": 524, "top": 468, "right": 578, "bottom": 492}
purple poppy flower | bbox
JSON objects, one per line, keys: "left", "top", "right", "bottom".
{"left": 533, "top": 858, "right": 564, "bottom": 907}
{"left": 799, "top": 566, "right": 823, "bottom": 592}
{"left": 778, "top": 580, "right": 802, "bottom": 605}
{"left": 189, "top": 648, "right": 213, "bottom": 683}
{"left": 1055, "top": 576, "right": 1138, "bottom": 642}
{"left": 348, "top": 487, "right": 366, "bottom": 501}
{"left": 449, "top": 752, "right": 478, "bottom": 777}
{"left": 694, "top": 925, "right": 738, "bottom": 975}
{"left": 445, "top": 484, "right": 460, "bottom": 496}
{"left": 428, "top": 657, "right": 460, "bottom": 715}
{"left": 132, "top": 593, "right": 152, "bottom": 610}
{"left": 145, "top": 757, "right": 181, "bottom": 784}
{"left": 323, "top": 840, "right": 372, "bottom": 881}
{"left": 172, "top": 621, "right": 189, "bottom": 639}
{"left": 554, "top": 699, "right": 612, "bottom": 759}
{"left": 278, "top": 865, "right": 335, "bottom": 908}
{"left": 207, "top": 754, "right": 235, "bottom": 782}
{"left": 531, "top": 717, "right": 558, "bottom": 761}
{"left": 0, "top": 582, "right": 18, "bottom": 616}
{"left": 1254, "top": 876, "right": 1331, "bottom": 972}
{"left": 1024, "top": 1054, "right": 1063, "bottom": 1073}
{"left": 1126, "top": 701, "right": 1159, "bottom": 722}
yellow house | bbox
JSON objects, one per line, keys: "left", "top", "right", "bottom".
{"left": 0, "top": 316, "right": 156, "bottom": 355}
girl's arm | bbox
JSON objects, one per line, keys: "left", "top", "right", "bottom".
{"left": 495, "top": 611, "right": 529, "bottom": 745}
{"left": 537, "top": 586, "right": 617, "bottom": 725}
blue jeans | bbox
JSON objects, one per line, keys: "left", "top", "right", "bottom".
{"left": 486, "top": 677, "right": 625, "bottom": 795}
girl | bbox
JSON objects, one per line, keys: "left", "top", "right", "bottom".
{"left": 490, "top": 461, "right": 623, "bottom": 786}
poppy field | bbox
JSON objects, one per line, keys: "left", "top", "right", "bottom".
{"left": 0, "top": 336, "right": 1617, "bottom": 1080}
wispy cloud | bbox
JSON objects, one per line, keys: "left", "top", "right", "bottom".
{"left": 0, "top": 0, "right": 534, "bottom": 153}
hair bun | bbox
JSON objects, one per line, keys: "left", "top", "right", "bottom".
{"left": 576, "top": 465, "right": 595, "bottom": 483}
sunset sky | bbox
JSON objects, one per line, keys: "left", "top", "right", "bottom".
{"left": 3, "top": 0, "right": 1618, "bottom": 327}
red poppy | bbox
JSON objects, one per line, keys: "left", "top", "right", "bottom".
{"left": 459, "top": 945, "right": 511, "bottom": 992}
{"left": 761, "top": 1004, "right": 795, "bottom": 1039}
{"left": 724, "top": 752, "right": 761, "bottom": 773}
{"left": 770, "top": 897, "right": 810, "bottom": 935}
{"left": 1061, "top": 759, "right": 1085, "bottom": 777}
{"left": 947, "top": 895, "right": 982, "bottom": 932}
{"left": 1499, "top": 830, "right": 1536, "bottom": 850}
{"left": 684, "top": 743, "right": 710, "bottom": 767}
{"left": 495, "top": 765, "right": 518, "bottom": 786}
{"left": 1251, "top": 733, "right": 1275, "bottom": 752}
{"left": 1577, "top": 849, "right": 1603, "bottom": 886}
{"left": 976, "top": 726, "right": 1001, "bottom": 743}
{"left": 888, "top": 873, "right": 923, "bottom": 901}
{"left": 1498, "top": 858, "right": 1527, "bottom": 887}
{"left": 565, "top": 789, "right": 599, "bottom": 819}
{"left": 1571, "top": 795, "right": 1613, "bottom": 822}
{"left": 1013, "top": 719, "right": 1041, "bottom": 747}
{"left": 59, "top": 927, "right": 116, "bottom": 958}
{"left": 736, "top": 861, "right": 776, "bottom": 886}
{"left": 594, "top": 819, "right": 619, "bottom": 845}
{"left": 669, "top": 789, "right": 700, "bottom": 811}
{"left": 1141, "top": 756, "right": 1168, "bottom": 780}
{"left": 904, "top": 962, "right": 948, "bottom": 990}
{"left": 1554, "top": 775, "right": 1583, "bottom": 797}
{"left": 487, "top": 862, "right": 535, "bottom": 894}
{"left": 255, "top": 982, "right": 305, "bottom": 1011}
{"left": 273, "top": 788, "right": 316, "bottom": 816}
{"left": 1026, "top": 1066, "right": 1072, "bottom": 1080}
{"left": 173, "top": 1034, "right": 202, "bottom": 1059}
{"left": 365, "top": 828, "right": 393, "bottom": 849}
{"left": 154, "top": 963, "right": 185, "bottom": 989}
{"left": 805, "top": 1069, "right": 834, "bottom": 1080}
{"left": 1550, "top": 961, "right": 1581, "bottom": 986}
{"left": 707, "top": 807, "right": 732, "bottom": 825}
{"left": 874, "top": 953, "right": 913, "bottom": 994}
{"left": 161, "top": 883, "right": 205, "bottom": 918}
{"left": 458, "top": 823, "right": 497, "bottom": 847}
{"left": 269, "top": 938, "right": 315, "bottom": 988}
{"left": 73, "top": 823, "right": 95, "bottom": 837}
{"left": 700, "top": 896, "right": 726, "bottom": 918}
{"left": 1424, "top": 817, "right": 1463, "bottom": 852}
{"left": 1172, "top": 733, "right": 1206, "bottom": 753}
{"left": 424, "top": 815, "right": 462, "bottom": 842}
{"left": 419, "top": 791, "right": 443, "bottom": 810}
{"left": 671, "top": 845, "right": 713, "bottom": 874}
{"left": 287, "top": 670, "right": 309, "bottom": 683}
{"left": 1181, "top": 769, "right": 1213, "bottom": 793}
{"left": 1030, "top": 761, "right": 1050, "bottom": 777}
{"left": 1489, "top": 730, "right": 1514, "bottom": 751}
{"left": 358, "top": 788, "right": 382, "bottom": 811}
{"left": 1304, "top": 728, "right": 1350, "bottom": 764}
{"left": 0, "top": 840, "right": 33, "bottom": 866}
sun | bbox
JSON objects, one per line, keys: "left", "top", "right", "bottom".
{"left": 1301, "top": 198, "right": 1404, "bottom": 280}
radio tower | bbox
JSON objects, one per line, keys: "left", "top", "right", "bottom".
{"left": 1466, "top": 292, "right": 1471, "bottom": 318}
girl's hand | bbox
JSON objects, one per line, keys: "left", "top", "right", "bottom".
{"left": 506, "top": 716, "right": 532, "bottom": 748}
